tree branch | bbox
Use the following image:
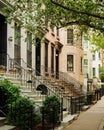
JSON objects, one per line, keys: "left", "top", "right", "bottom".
{"left": 57, "top": 20, "right": 104, "bottom": 32}
{"left": 83, "top": 22, "right": 104, "bottom": 32}
{"left": 58, "top": 21, "right": 80, "bottom": 28}
{"left": 51, "top": 0, "right": 104, "bottom": 20}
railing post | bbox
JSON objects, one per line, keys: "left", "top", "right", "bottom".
{"left": 61, "top": 97, "right": 63, "bottom": 121}
{"left": 70, "top": 96, "right": 73, "bottom": 115}
{"left": 42, "top": 107, "right": 45, "bottom": 130}
{"left": 51, "top": 107, "right": 54, "bottom": 130}
{"left": 79, "top": 96, "right": 81, "bottom": 113}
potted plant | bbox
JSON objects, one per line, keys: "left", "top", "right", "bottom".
{"left": 0, "top": 65, "right": 6, "bottom": 73}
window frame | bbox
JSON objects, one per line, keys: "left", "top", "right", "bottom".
{"left": 67, "top": 29, "right": 74, "bottom": 45}
{"left": 67, "top": 55, "right": 74, "bottom": 72}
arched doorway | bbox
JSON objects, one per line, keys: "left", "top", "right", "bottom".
{"left": 0, "top": 14, "right": 7, "bottom": 66}
{"left": 36, "top": 84, "right": 48, "bottom": 95}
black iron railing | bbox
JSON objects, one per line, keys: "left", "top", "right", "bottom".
{"left": 41, "top": 65, "right": 84, "bottom": 96}
{"left": 0, "top": 53, "right": 68, "bottom": 120}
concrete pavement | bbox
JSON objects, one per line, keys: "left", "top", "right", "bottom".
{"left": 62, "top": 96, "right": 104, "bottom": 130}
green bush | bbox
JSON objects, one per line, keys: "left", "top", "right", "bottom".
{"left": 42, "top": 95, "right": 60, "bottom": 124}
{"left": 99, "top": 67, "right": 104, "bottom": 82}
{"left": 7, "top": 96, "right": 37, "bottom": 130}
{"left": 0, "top": 79, "right": 41, "bottom": 129}
{"left": 0, "top": 79, "right": 20, "bottom": 99}
{"left": 0, "top": 79, "right": 20, "bottom": 114}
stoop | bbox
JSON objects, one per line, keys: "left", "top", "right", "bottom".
{"left": 0, "top": 117, "right": 17, "bottom": 130}
{"left": 55, "top": 113, "right": 79, "bottom": 130}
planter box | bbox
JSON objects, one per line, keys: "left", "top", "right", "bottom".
{"left": 0, "top": 69, "right": 6, "bottom": 74}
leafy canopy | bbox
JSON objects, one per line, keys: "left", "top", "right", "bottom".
{"left": 90, "top": 32, "right": 104, "bottom": 49}
{"left": 2, "top": 0, "right": 104, "bottom": 43}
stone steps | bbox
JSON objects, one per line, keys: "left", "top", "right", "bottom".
{"left": 61, "top": 114, "right": 79, "bottom": 127}
{"left": 0, "top": 125, "right": 17, "bottom": 130}
{"left": 0, "top": 117, "right": 17, "bottom": 130}
{"left": 0, "top": 73, "right": 45, "bottom": 106}
{"left": 55, "top": 111, "right": 79, "bottom": 130}
{"left": 0, "top": 73, "right": 71, "bottom": 109}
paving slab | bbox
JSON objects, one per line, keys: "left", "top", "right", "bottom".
{"left": 63, "top": 96, "right": 104, "bottom": 130}
{"left": 0, "top": 125, "right": 16, "bottom": 130}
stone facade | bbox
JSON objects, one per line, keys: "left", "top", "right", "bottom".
{"left": 0, "top": 0, "right": 84, "bottom": 91}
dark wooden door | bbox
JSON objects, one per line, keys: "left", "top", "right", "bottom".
{"left": 56, "top": 51, "right": 59, "bottom": 79}
{"left": 36, "top": 38, "right": 41, "bottom": 75}
{"left": 0, "top": 14, "right": 7, "bottom": 66}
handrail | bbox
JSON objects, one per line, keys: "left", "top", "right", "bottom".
{"left": 18, "top": 58, "right": 83, "bottom": 95}
{"left": 11, "top": 57, "right": 65, "bottom": 97}
{"left": 41, "top": 65, "right": 84, "bottom": 95}
{"left": 0, "top": 109, "right": 6, "bottom": 116}
{"left": 0, "top": 53, "right": 71, "bottom": 113}
{"left": 16, "top": 58, "right": 70, "bottom": 112}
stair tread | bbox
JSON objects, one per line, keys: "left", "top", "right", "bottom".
{"left": 28, "top": 94, "right": 45, "bottom": 97}
{"left": 0, "top": 117, "right": 6, "bottom": 121}
{"left": 20, "top": 89, "right": 32, "bottom": 93}
{"left": 0, "top": 124, "right": 16, "bottom": 130}
{"left": 62, "top": 114, "right": 79, "bottom": 123}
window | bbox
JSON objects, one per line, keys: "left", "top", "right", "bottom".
{"left": 98, "top": 52, "right": 101, "bottom": 59}
{"left": 15, "top": 23, "right": 21, "bottom": 45}
{"left": 67, "top": 55, "right": 74, "bottom": 71}
{"left": 84, "top": 41, "right": 88, "bottom": 50}
{"left": 51, "top": 46, "right": 54, "bottom": 73}
{"left": 92, "top": 67, "right": 96, "bottom": 77}
{"left": 92, "top": 53, "right": 95, "bottom": 60}
{"left": 27, "top": 33, "right": 32, "bottom": 68}
{"left": 14, "top": 23, "right": 21, "bottom": 65}
{"left": 84, "top": 59, "right": 88, "bottom": 65}
{"left": 45, "top": 43, "right": 48, "bottom": 72}
{"left": 56, "top": 27, "right": 59, "bottom": 37}
{"left": 84, "top": 36, "right": 89, "bottom": 50}
{"left": 27, "top": 33, "right": 32, "bottom": 50}
{"left": 84, "top": 66, "right": 88, "bottom": 78}
{"left": 67, "top": 29, "right": 73, "bottom": 44}
{"left": 80, "top": 57, "right": 83, "bottom": 72}
{"left": 84, "top": 59, "right": 88, "bottom": 77}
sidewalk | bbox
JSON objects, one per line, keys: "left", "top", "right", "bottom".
{"left": 62, "top": 96, "right": 104, "bottom": 130}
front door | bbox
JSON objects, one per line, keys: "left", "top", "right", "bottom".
{"left": 56, "top": 50, "right": 59, "bottom": 79}
{"left": 0, "top": 14, "right": 7, "bottom": 66}
{"left": 45, "top": 43, "right": 48, "bottom": 72}
{"left": 14, "top": 23, "right": 21, "bottom": 65}
{"left": 36, "top": 38, "right": 41, "bottom": 75}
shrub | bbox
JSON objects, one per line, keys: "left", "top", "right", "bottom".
{"left": 7, "top": 96, "right": 37, "bottom": 130}
{"left": 99, "top": 67, "right": 104, "bottom": 82}
{"left": 0, "top": 79, "right": 20, "bottom": 115}
{"left": 0, "top": 79, "right": 20, "bottom": 99}
{"left": 42, "top": 95, "right": 60, "bottom": 124}
{"left": 0, "top": 79, "right": 41, "bottom": 129}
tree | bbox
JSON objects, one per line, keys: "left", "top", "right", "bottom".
{"left": 48, "top": 0, "right": 104, "bottom": 32}
{"left": 99, "top": 67, "right": 104, "bottom": 82}
{"left": 2, "top": 0, "right": 104, "bottom": 43}
{"left": 90, "top": 32, "right": 104, "bottom": 49}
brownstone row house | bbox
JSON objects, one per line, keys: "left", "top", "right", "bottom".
{"left": 0, "top": 0, "right": 84, "bottom": 96}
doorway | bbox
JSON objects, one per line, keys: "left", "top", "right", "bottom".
{"left": 36, "top": 38, "right": 41, "bottom": 75}
{"left": 0, "top": 14, "right": 7, "bottom": 66}
{"left": 56, "top": 50, "right": 59, "bottom": 79}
